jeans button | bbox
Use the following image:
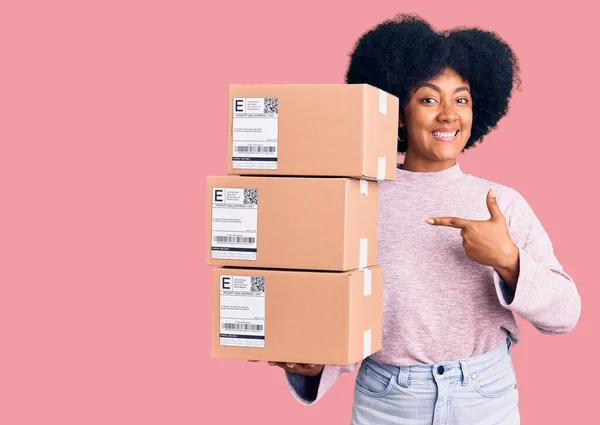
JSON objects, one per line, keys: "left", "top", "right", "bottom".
{"left": 437, "top": 365, "right": 445, "bottom": 375}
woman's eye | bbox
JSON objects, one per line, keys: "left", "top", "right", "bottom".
{"left": 456, "top": 98, "right": 470, "bottom": 104}
{"left": 421, "top": 98, "right": 437, "bottom": 104}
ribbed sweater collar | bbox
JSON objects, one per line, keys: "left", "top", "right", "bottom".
{"left": 395, "top": 162, "right": 466, "bottom": 187}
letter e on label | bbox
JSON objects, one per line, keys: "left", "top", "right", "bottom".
{"left": 214, "top": 188, "right": 224, "bottom": 203}
{"left": 221, "top": 276, "right": 232, "bottom": 290}
{"left": 235, "top": 99, "right": 244, "bottom": 112}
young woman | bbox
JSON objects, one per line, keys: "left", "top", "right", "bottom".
{"left": 268, "top": 14, "right": 581, "bottom": 424}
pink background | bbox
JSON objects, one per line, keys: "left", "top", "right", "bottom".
{"left": 1, "top": 0, "right": 597, "bottom": 423}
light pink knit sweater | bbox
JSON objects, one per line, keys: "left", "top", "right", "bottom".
{"left": 285, "top": 163, "right": 581, "bottom": 405}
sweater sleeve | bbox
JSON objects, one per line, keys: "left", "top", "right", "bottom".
{"left": 492, "top": 192, "right": 581, "bottom": 334}
{"left": 284, "top": 363, "right": 358, "bottom": 405}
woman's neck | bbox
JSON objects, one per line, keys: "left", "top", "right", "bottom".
{"left": 400, "top": 153, "right": 457, "bottom": 172}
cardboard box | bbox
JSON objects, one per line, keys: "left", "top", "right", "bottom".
{"left": 227, "top": 84, "right": 399, "bottom": 180}
{"left": 206, "top": 175, "right": 378, "bottom": 271}
{"left": 211, "top": 266, "right": 383, "bottom": 366}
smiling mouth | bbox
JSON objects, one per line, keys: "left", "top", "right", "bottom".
{"left": 431, "top": 130, "right": 459, "bottom": 137}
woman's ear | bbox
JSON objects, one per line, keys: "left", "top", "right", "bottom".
{"left": 398, "top": 113, "right": 405, "bottom": 128}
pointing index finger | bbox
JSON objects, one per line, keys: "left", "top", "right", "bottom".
{"left": 425, "top": 217, "right": 470, "bottom": 229}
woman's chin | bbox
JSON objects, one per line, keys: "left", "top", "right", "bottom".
{"left": 428, "top": 150, "right": 459, "bottom": 162}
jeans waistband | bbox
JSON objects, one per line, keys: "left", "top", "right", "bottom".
{"left": 363, "top": 336, "right": 513, "bottom": 388}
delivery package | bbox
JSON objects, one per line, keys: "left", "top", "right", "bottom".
{"left": 211, "top": 266, "right": 383, "bottom": 366}
{"left": 206, "top": 175, "right": 378, "bottom": 271}
{"left": 227, "top": 84, "right": 399, "bottom": 180}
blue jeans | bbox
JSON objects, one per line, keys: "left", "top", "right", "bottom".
{"left": 351, "top": 337, "right": 519, "bottom": 424}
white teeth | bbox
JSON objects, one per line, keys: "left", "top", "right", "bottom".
{"left": 432, "top": 131, "right": 458, "bottom": 137}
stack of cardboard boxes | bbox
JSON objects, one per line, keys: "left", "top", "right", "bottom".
{"left": 206, "top": 84, "right": 399, "bottom": 366}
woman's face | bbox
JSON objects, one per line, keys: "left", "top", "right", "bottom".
{"left": 400, "top": 68, "right": 473, "bottom": 171}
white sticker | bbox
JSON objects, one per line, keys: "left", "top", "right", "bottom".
{"left": 359, "top": 238, "right": 368, "bottom": 268}
{"left": 232, "top": 97, "right": 279, "bottom": 170}
{"left": 363, "top": 269, "right": 372, "bottom": 296}
{"left": 377, "top": 157, "right": 386, "bottom": 180}
{"left": 211, "top": 187, "right": 258, "bottom": 261}
{"left": 360, "top": 179, "right": 368, "bottom": 195}
{"left": 363, "top": 329, "right": 372, "bottom": 358}
{"left": 378, "top": 90, "right": 387, "bottom": 116}
{"left": 219, "top": 275, "right": 266, "bottom": 348}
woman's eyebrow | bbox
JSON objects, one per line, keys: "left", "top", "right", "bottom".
{"left": 414, "top": 83, "right": 471, "bottom": 94}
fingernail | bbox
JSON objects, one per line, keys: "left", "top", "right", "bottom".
{"left": 491, "top": 187, "right": 496, "bottom": 198}
{"left": 286, "top": 363, "right": 295, "bottom": 368}
{"left": 425, "top": 219, "right": 435, "bottom": 224}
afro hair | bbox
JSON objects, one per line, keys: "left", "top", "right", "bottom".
{"left": 345, "top": 14, "right": 521, "bottom": 153}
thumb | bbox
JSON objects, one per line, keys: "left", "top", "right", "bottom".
{"left": 486, "top": 188, "right": 504, "bottom": 222}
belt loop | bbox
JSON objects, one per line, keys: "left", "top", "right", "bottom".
{"left": 397, "top": 366, "right": 410, "bottom": 388}
{"left": 459, "top": 360, "right": 469, "bottom": 386}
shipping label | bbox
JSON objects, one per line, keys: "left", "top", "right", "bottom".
{"left": 232, "top": 97, "right": 279, "bottom": 170}
{"left": 219, "top": 275, "right": 266, "bottom": 348}
{"left": 211, "top": 187, "right": 258, "bottom": 261}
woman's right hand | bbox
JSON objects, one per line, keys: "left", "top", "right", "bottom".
{"left": 248, "top": 360, "right": 324, "bottom": 377}
{"left": 268, "top": 361, "right": 324, "bottom": 377}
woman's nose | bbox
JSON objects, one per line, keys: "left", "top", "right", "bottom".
{"left": 437, "top": 102, "right": 458, "bottom": 122}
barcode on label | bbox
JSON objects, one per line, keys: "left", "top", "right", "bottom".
{"left": 264, "top": 97, "right": 278, "bottom": 113}
{"left": 251, "top": 276, "right": 265, "bottom": 292}
{"left": 234, "top": 146, "right": 276, "bottom": 153}
{"left": 222, "top": 323, "right": 264, "bottom": 331}
{"left": 213, "top": 236, "right": 256, "bottom": 244}
{"left": 244, "top": 188, "right": 258, "bottom": 205}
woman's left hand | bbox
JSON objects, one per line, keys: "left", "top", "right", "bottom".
{"left": 425, "top": 188, "right": 519, "bottom": 270}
